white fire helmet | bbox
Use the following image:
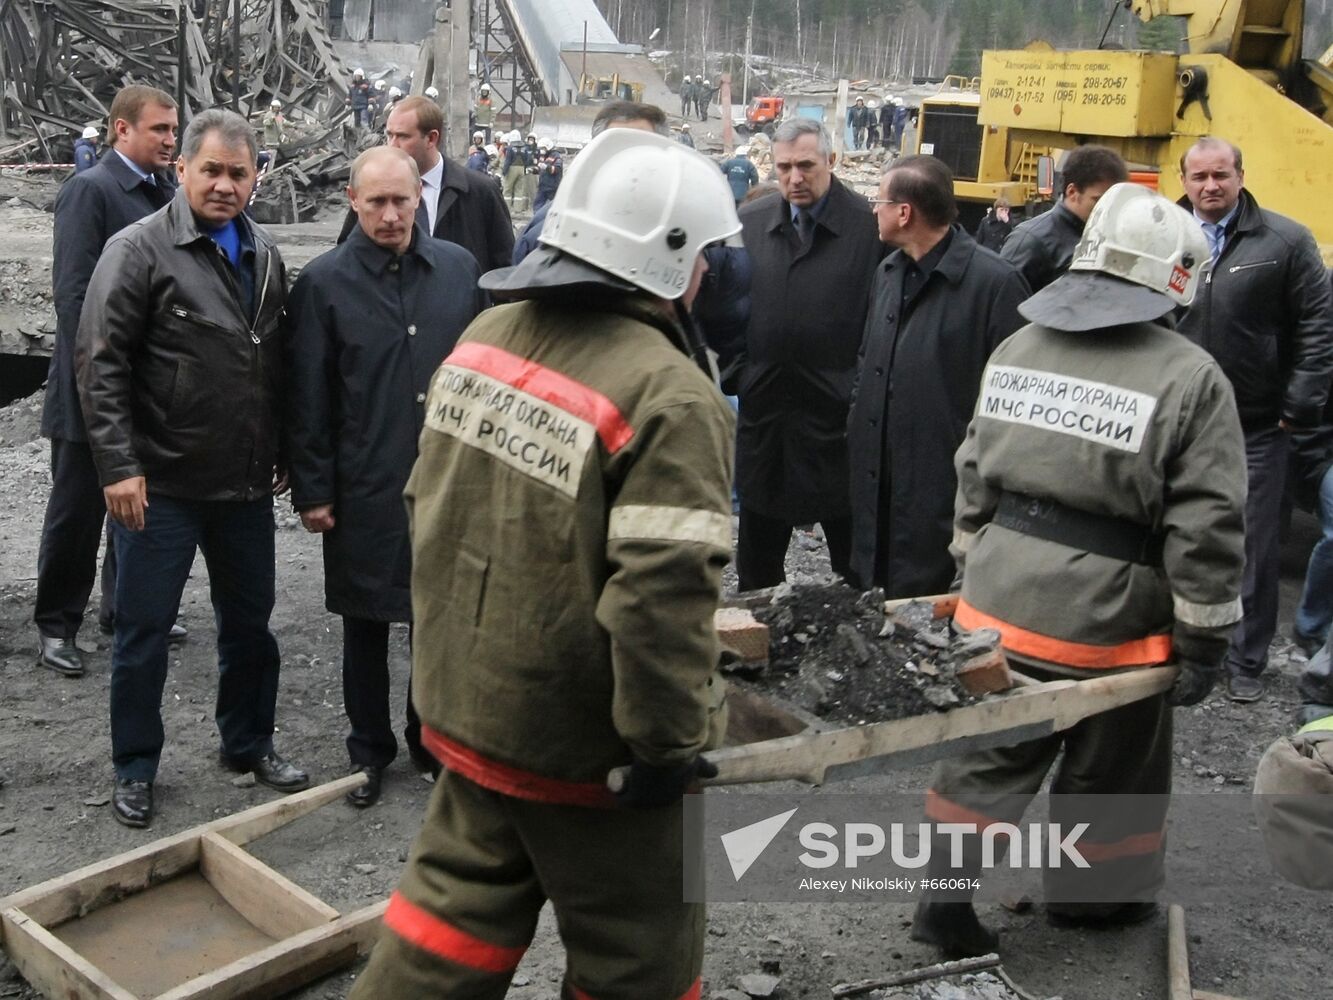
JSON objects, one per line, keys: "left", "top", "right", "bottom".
{"left": 538, "top": 129, "right": 742, "bottom": 300}
{"left": 374, "top": 79, "right": 387, "bottom": 91}
{"left": 1019, "top": 182, "right": 1211, "bottom": 333}
{"left": 683, "top": 74, "right": 692, "bottom": 83}
{"left": 506, "top": 129, "right": 522, "bottom": 143}
{"left": 702, "top": 78, "right": 711, "bottom": 87}
{"left": 425, "top": 86, "right": 440, "bottom": 99}
{"left": 537, "top": 137, "right": 553, "bottom": 152}
{"left": 473, "top": 130, "right": 485, "bottom": 143}
{"left": 81, "top": 126, "right": 99, "bottom": 139}
{"left": 480, "top": 83, "right": 490, "bottom": 93}
{"left": 388, "top": 87, "right": 402, "bottom": 99}
{"left": 270, "top": 99, "right": 282, "bottom": 108}
{"left": 353, "top": 67, "right": 364, "bottom": 79}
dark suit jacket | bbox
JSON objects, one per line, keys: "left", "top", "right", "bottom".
{"left": 338, "top": 155, "right": 514, "bottom": 273}
{"left": 44, "top": 152, "right": 176, "bottom": 441}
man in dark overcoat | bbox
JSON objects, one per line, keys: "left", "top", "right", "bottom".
{"left": 847, "top": 155, "right": 1028, "bottom": 597}
{"left": 34, "top": 85, "right": 179, "bottom": 677}
{"left": 287, "top": 147, "right": 487, "bottom": 807}
{"left": 337, "top": 96, "right": 513, "bottom": 273}
{"left": 734, "top": 118, "right": 882, "bottom": 590}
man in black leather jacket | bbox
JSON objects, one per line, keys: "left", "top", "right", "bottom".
{"left": 76, "top": 109, "right": 310, "bottom": 829}
{"left": 1176, "top": 137, "right": 1333, "bottom": 702}
{"left": 1001, "top": 145, "right": 1127, "bottom": 292}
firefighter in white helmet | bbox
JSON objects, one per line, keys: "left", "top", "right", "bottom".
{"left": 912, "top": 183, "right": 1246, "bottom": 956}
{"left": 348, "top": 127, "right": 740, "bottom": 999}
{"left": 346, "top": 68, "right": 372, "bottom": 128}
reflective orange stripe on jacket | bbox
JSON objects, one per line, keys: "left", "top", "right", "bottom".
{"left": 422, "top": 727, "right": 617, "bottom": 808}
{"left": 954, "top": 599, "right": 1172, "bottom": 669}
{"left": 568, "top": 978, "right": 703, "bottom": 1000}
{"left": 447, "top": 341, "right": 635, "bottom": 454}
{"left": 383, "top": 891, "right": 528, "bottom": 973}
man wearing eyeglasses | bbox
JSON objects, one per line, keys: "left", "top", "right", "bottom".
{"left": 847, "top": 155, "right": 1028, "bottom": 597}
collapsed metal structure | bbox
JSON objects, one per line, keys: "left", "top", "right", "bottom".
{"left": 0, "top": 0, "right": 351, "bottom": 161}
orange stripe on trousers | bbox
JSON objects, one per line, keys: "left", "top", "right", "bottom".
{"left": 954, "top": 599, "right": 1172, "bottom": 669}
{"left": 383, "top": 891, "right": 528, "bottom": 974}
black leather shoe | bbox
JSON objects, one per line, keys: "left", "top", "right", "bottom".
{"left": 910, "top": 900, "right": 999, "bottom": 958}
{"left": 37, "top": 636, "right": 84, "bottom": 677}
{"left": 112, "top": 779, "right": 153, "bottom": 828}
{"left": 221, "top": 750, "right": 311, "bottom": 792}
{"left": 346, "top": 766, "right": 384, "bottom": 808}
{"left": 407, "top": 742, "right": 442, "bottom": 780}
{"left": 100, "top": 620, "right": 187, "bottom": 644}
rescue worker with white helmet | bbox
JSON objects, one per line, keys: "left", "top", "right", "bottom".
{"left": 474, "top": 82, "right": 494, "bottom": 141}
{"left": 346, "top": 68, "right": 373, "bottom": 128}
{"left": 911, "top": 183, "right": 1246, "bottom": 956}
{"left": 347, "top": 128, "right": 740, "bottom": 999}
{"left": 680, "top": 73, "right": 695, "bottom": 117}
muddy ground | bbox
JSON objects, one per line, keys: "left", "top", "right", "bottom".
{"left": 0, "top": 192, "right": 1328, "bottom": 1000}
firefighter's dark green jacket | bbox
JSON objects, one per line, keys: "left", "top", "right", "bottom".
{"left": 404, "top": 294, "right": 734, "bottom": 803}
{"left": 952, "top": 320, "right": 1246, "bottom": 670}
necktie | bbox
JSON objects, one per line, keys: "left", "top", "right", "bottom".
{"left": 795, "top": 209, "right": 813, "bottom": 247}
{"left": 415, "top": 189, "right": 430, "bottom": 233}
{"left": 1205, "top": 221, "right": 1224, "bottom": 265}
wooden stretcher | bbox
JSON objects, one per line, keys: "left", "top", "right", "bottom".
{"left": 611, "top": 593, "right": 1179, "bottom": 790}
{"left": 0, "top": 775, "right": 386, "bottom": 1000}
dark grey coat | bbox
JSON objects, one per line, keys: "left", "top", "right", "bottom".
{"left": 285, "top": 225, "right": 486, "bottom": 621}
{"left": 45, "top": 152, "right": 175, "bottom": 441}
{"left": 735, "top": 177, "right": 883, "bottom": 523}
{"left": 999, "top": 200, "right": 1083, "bottom": 293}
{"left": 848, "top": 228, "right": 1028, "bottom": 596}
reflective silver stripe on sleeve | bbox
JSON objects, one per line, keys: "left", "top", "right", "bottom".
{"left": 608, "top": 505, "right": 732, "bottom": 550}
{"left": 952, "top": 528, "right": 976, "bottom": 553}
{"left": 1173, "top": 594, "right": 1243, "bottom": 628}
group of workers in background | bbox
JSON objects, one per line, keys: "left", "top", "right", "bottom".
{"left": 30, "top": 64, "right": 1333, "bottom": 999}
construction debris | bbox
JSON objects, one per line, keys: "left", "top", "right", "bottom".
{"left": 748, "top": 584, "right": 1011, "bottom": 724}
{"left": 0, "top": 0, "right": 351, "bottom": 164}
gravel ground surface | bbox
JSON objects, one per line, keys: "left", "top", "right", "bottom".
{"left": 0, "top": 191, "right": 1326, "bottom": 999}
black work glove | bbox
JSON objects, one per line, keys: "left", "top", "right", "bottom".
{"left": 615, "top": 755, "right": 718, "bottom": 808}
{"left": 1167, "top": 659, "right": 1219, "bottom": 707}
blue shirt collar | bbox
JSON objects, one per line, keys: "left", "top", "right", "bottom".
{"left": 790, "top": 190, "right": 832, "bottom": 223}
{"left": 1193, "top": 201, "right": 1239, "bottom": 233}
{"left": 113, "top": 148, "right": 154, "bottom": 184}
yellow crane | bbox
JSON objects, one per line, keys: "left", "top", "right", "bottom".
{"left": 973, "top": 0, "right": 1333, "bottom": 254}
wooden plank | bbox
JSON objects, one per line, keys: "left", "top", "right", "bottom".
{"left": 198, "top": 833, "right": 338, "bottom": 940}
{"left": 155, "top": 901, "right": 387, "bottom": 1000}
{"left": 208, "top": 773, "right": 366, "bottom": 847}
{"left": 612, "top": 666, "right": 1177, "bottom": 788}
{"left": 1193, "top": 992, "right": 1244, "bottom": 1000}
{"left": 1168, "top": 903, "right": 1192, "bottom": 1000}
{"left": 883, "top": 592, "right": 959, "bottom": 619}
{"left": 1, "top": 907, "right": 137, "bottom": 1000}
{"left": 6, "top": 836, "right": 202, "bottom": 929}
{"left": 1, "top": 775, "right": 364, "bottom": 927}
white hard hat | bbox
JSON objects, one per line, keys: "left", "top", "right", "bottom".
{"left": 270, "top": 99, "right": 282, "bottom": 108}
{"left": 537, "top": 137, "right": 553, "bottom": 151}
{"left": 702, "top": 78, "right": 711, "bottom": 86}
{"left": 683, "top": 74, "right": 692, "bottom": 82}
{"left": 81, "top": 126, "right": 98, "bottom": 139}
{"left": 374, "top": 79, "right": 387, "bottom": 90}
{"left": 537, "top": 129, "right": 742, "bottom": 300}
{"left": 480, "top": 83, "right": 490, "bottom": 92}
{"left": 353, "top": 67, "right": 364, "bottom": 77}
{"left": 680, "top": 122, "right": 690, "bottom": 130}
{"left": 1019, "top": 182, "right": 1211, "bottom": 332}
{"left": 735, "top": 144, "right": 749, "bottom": 156}
{"left": 425, "top": 86, "right": 440, "bottom": 99}
{"left": 507, "top": 129, "right": 522, "bottom": 143}
{"left": 473, "top": 130, "right": 485, "bottom": 142}
{"left": 389, "top": 86, "right": 402, "bottom": 98}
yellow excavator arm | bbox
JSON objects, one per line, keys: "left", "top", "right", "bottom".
{"left": 1130, "top": 0, "right": 1305, "bottom": 85}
